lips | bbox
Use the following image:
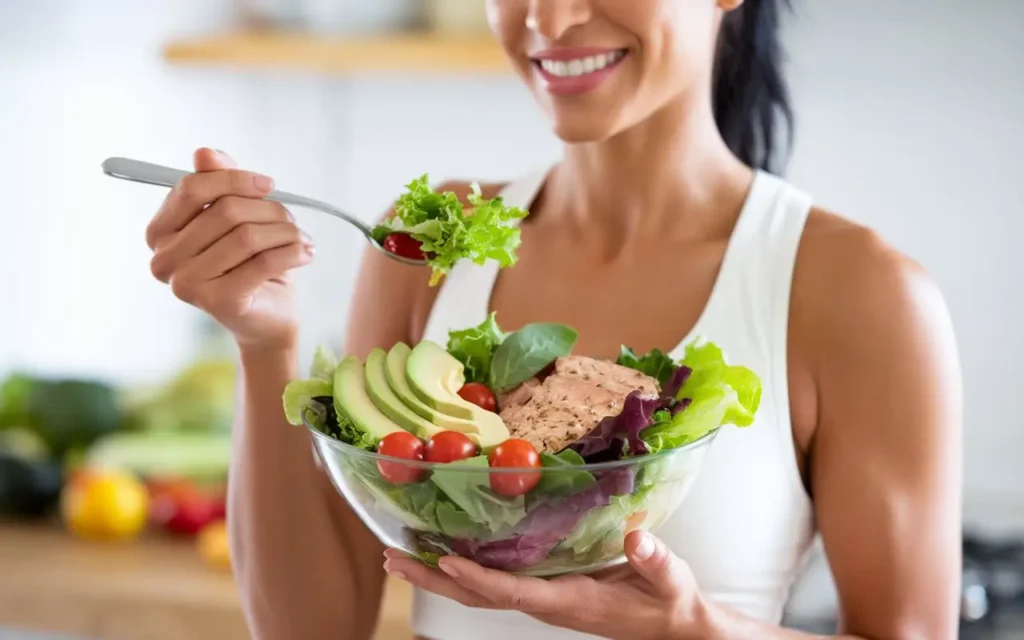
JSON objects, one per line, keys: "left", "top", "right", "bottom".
{"left": 530, "top": 48, "right": 629, "bottom": 96}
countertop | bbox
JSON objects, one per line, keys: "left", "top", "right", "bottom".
{"left": 0, "top": 524, "right": 414, "bottom": 640}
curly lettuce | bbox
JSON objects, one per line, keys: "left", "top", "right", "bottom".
{"left": 446, "top": 312, "right": 507, "bottom": 385}
{"left": 640, "top": 341, "right": 762, "bottom": 453}
{"left": 371, "top": 176, "right": 528, "bottom": 286}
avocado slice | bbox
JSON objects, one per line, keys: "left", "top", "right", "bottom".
{"left": 385, "top": 344, "right": 481, "bottom": 435}
{"left": 405, "top": 341, "right": 510, "bottom": 449}
{"left": 365, "top": 348, "right": 443, "bottom": 440}
{"left": 334, "top": 356, "right": 404, "bottom": 444}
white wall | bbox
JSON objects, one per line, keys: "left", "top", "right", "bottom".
{"left": 1, "top": 0, "right": 1021, "bottom": 536}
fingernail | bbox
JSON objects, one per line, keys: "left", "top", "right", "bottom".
{"left": 303, "top": 243, "right": 316, "bottom": 257}
{"left": 383, "top": 561, "right": 406, "bottom": 580}
{"left": 253, "top": 174, "right": 275, "bottom": 191}
{"left": 633, "top": 533, "right": 655, "bottom": 560}
{"left": 438, "top": 561, "right": 458, "bottom": 578}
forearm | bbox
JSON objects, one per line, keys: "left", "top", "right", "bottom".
{"left": 229, "top": 344, "right": 385, "bottom": 640}
{"left": 694, "top": 603, "right": 863, "bottom": 640}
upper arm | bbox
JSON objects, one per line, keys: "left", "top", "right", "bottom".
{"left": 798, "top": 222, "right": 963, "bottom": 639}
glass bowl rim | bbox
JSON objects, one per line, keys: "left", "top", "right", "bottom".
{"left": 304, "top": 411, "right": 720, "bottom": 473}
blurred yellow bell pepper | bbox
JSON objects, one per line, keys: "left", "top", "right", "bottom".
{"left": 61, "top": 469, "right": 149, "bottom": 542}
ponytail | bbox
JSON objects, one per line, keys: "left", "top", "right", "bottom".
{"left": 713, "top": 0, "right": 794, "bottom": 174}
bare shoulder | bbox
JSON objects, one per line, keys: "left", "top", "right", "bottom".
{"left": 793, "top": 208, "right": 952, "bottom": 358}
{"left": 790, "top": 207, "right": 962, "bottom": 449}
{"left": 345, "top": 179, "right": 507, "bottom": 356}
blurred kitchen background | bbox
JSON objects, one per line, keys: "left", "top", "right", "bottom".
{"left": 0, "top": 0, "right": 1021, "bottom": 638}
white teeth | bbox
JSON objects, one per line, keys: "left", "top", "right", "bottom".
{"left": 539, "top": 50, "right": 625, "bottom": 78}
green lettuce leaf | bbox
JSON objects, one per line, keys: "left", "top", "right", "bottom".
{"left": 640, "top": 340, "right": 762, "bottom": 453}
{"left": 371, "top": 176, "right": 528, "bottom": 286}
{"left": 428, "top": 456, "right": 526, "bottom": 534}
{"left": 446, "top": 312, "right": 507, "bottom": 385}
{"left": 532, "top": 449, "right": 596, "bottom": 498}
{"left": 615, "top": 346, "right": 677, "bottom": 387}
{"left": 310, "top": 346, "right": 338, "bottom": 381}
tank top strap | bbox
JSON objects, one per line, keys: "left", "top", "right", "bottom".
{"left": 693, "top": 170, "right": 813, "bottom": 499}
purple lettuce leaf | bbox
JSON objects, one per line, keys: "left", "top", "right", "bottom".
{"left": 661, "top": 365, "right": 692, "bottom": 401}
{"left": 448, "top": 467, "right": 635, "bottom": 571}
{"left": 569, "top": 391, "right": 669, "bottom": 461}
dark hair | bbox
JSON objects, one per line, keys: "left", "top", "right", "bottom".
{"left": 713, "top": 0, "right": 794, "bottom": 174}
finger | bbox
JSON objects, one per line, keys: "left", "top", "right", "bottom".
{"left": 208, "top": 242, "right": 313, "bottom": 301}
{"left": 146, "top": 168, "right": 275, "bottom": 249}
{"left": 178, "top": 222, "right": 306, "bottom": 282}
{"left": 436, "top": 556, "right": 566, "bottom": 614}
{"left": 150, "top": 197, "right": 292, "bottom": 283}
{"left": 383, "top": 556, "right": 493, "bottom": 609}
{"left": 624, "top": 531, "right": 687, "bottom": 598}
{"left": 170, "top": 242, "right": 312, "bottom": 315}
{"left": 194, "top": 147, "right": 237, "bottom": 172}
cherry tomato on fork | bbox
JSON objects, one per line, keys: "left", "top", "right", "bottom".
{"left": 488, "top": 439, "right": 542, "bottom": 497}
{"left": 458, "top": 382, "right": 498, "bottom": 413}
{"left": 376, "top": 432, "right": 426, "bottom": 485}
{"left": 382, "top": 233, "right": 426, "bottom": 261}
{"left": 425, "top": 431, "right": 478, "bottom": 464}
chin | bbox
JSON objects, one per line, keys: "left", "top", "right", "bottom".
{"left": 549, "top": 113, "right": 625, "bottom": 144}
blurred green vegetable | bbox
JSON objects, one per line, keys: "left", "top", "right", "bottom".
{"left": 122, "top": 359, "right": 237, "bottom": 434}
{"left": 0, "top": 453, "right": 64, "bottom": 518}
{"left": 85, "top": 430, "right": 231, "bottom": 485}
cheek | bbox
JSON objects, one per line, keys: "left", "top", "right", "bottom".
{"left": 487, "top": 1, "right": 524, "bottom": 52}
{"left": 639, "top": 5, "right": 716, "bottom": 97}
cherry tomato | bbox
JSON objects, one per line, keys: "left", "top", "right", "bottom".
{"left": 458, "top": 382, "right": 498, "bottom": 413}
{"left": 425, "top": 431, "right": 478, "bottom": 464}
{"left": 377, "top": 431, "right": 426, "bottom": 485}
{"left": 488, "top": 439, "right": 542, "bottom": 497}
{"left": 382, "top": 233, "right": 426, "bottom": 261}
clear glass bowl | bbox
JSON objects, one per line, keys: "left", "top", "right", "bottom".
{"left": 306, "top": 417, "right": 718, "bottom": 577}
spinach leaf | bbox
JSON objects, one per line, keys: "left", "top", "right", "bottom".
{"left": 616, "top": 346, "right": 677, "bottom": 388}
{"left": 488, "top": 323, "right": 578, "bottom": 392}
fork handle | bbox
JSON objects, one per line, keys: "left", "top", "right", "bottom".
{"left": 101, "top": 157, "right": 375, "bottom": 238}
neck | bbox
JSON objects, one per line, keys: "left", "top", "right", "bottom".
{"left": 546, "top": 91, "right": 752, "bottom": 241}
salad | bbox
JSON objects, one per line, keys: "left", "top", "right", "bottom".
{"left": 371, "top": 177, "right": 528, "bottom": 286}
{"left": 283, "top": 315, "right": 762, "bottom": 575}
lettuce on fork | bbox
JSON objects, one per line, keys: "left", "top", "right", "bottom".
{"left": 371, "top": 176, "right": 529, "bottom": 286}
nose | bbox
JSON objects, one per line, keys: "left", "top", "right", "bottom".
{"left": 527, "top": 0, "right": 592, "bottom": 41}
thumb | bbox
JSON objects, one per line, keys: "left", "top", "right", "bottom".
{"left": 625, "top": 530, "right": 689, "bottom": 597}
{"left": 193, "top": 147, "right": 238, "bottom": 173}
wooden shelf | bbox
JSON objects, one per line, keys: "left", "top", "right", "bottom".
{"left": 163, "top": 31, "right": 512, "bottom": 76}
{"left": 0, "top": 524, "right": 414, "bottom": 640}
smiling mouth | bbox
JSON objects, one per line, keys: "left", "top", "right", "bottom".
{"left": 532, "top": 49, "right": 628, "bottom": 78}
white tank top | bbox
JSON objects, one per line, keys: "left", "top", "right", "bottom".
{"left": 413, "top": 168, "right": 816, "bottom": 640}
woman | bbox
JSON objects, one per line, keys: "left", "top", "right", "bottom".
{"left": 144, "top": 1, "right": 962, "bottom": 638}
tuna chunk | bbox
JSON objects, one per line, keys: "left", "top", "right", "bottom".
{"left": 497, "top": 378, "right": 541, "bottom": 411}
{"left": 498, "top": 356, "right": 659, "bottom": 453}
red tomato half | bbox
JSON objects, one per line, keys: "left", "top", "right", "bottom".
{"left": 458, "top": 382, "right": 497, "bottom": 413}
{"left": 377, "top": 431, "right": 426, "bottom": 485}
{"left": 425, "top": 431, "right": 478, "bottom": 464}
{"left": 488, "top": 439, "right": 542, "bottom": 497}
{"left": 382, "top": 233, "right": 426, "bottom": 261}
